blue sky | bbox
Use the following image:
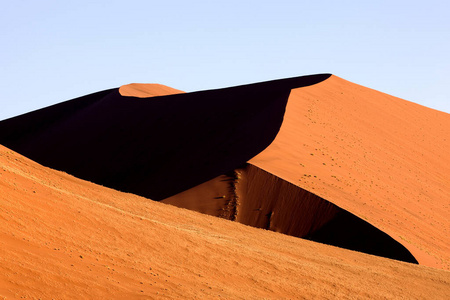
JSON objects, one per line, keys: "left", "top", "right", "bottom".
{"left": 1, "top": 0, "right": 449, "bottom": 120}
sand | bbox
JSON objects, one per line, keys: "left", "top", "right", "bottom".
{"left": 119, "top": 83, "right": 184, "bottom": 98}
{"left": 162, "top": 164, "right": 418, "bottom": 264}
{"left": 250, "top": 75, "right": 450, "bottom": 270}
{"left": 1, "top": 145, "right": 449, "bottom": 299}
{"left": 0, "top": 74, "right": 329, "bottom": 201}
{"left": 161, "top": 75, "right": 449, "bottom": 269}
{"left": 1, "top": 73, "right": 449, "bottom": 298}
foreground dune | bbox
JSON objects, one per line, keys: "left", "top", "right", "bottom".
{"left": 1, "top": 145, "right": 449, "bottom": 299}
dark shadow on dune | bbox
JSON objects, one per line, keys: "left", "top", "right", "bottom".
{"left": 0, "top": 89, "right": 115, "bottom": 144}
{"left": 0, "top": 74, "right": 331, "bottom": 200}
{"left": 162, "top": 163, "right": 418, "bottom": 264}
{"left": 235, "top": 164, "right": 418, "bottom": 264}
{"left": 304, "top": 210, "right": 418, "bottom": 264}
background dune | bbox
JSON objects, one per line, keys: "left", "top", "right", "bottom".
{"left": 1, "top": 145, "right": 449, "bottom": 299}
{"left": 0, "top": 74, "right": 330, "bottom": 201}
{"left": 119, "top": 83, "right": 183, "bottom": 98}
{"left": 250, "top": 75, "right": 450, "bottom": 270}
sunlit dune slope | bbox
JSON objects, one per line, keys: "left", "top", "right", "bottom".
{"left": 1, "top": 145, "right": 449, "bottom": 299}
{"left": 250, "top": 75, "right": 450, "bottom": 270}
{"left": 119, "top": 83, "right": 184, "bottom": 98}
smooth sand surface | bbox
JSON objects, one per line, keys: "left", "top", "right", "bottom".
{"left": 119, "top": 83, "right": 184, "bottom": 98}
{"left": 250, "top": 75, "right": 450, "bottom": 270}
{"left": 1, "top": 145, "right": 449, "bottom": 299}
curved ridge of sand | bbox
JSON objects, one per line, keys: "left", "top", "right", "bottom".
{"left": 1, "top": 145, "right": 449, "bottom": 298}
{"left": 163, "top": 163, "right": 418, "bottom": 264}
{"left": 119, "top": 83, "right": 184, "bottom": 98}
{"left": 250, "top": 75, "right": 450, "bottom": 270}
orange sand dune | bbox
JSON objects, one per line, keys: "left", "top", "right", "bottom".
{"left": 0, "top": 74, "right": 329, "bottom": 201}
{"left": 119, "top": 83, "right": 184, "bottom": 98}
{"left": 1, "top": 73, "right": 448, "bottom": 272}
{"left": 250, "top": 75, "right": 450, "bottom": 270}
{"left": 1, "top": 145, "right": 449, "bottom": 299}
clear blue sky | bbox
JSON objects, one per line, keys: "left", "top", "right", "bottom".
{"left": 1, "top": 0, "right": 449, "bottom": 120}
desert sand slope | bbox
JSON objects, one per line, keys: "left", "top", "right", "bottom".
{"left": 119, "top": 83, "right": 183, "bottom": 98}
{"left": 1, "top": 146, "right": 449, "bottom": 299}
{"left": 0, "top": 74, "right": 330, "bottom": 201}
{"left": 163, "top": 163, "right": 418, "bottom": 264}
{"left": 250, "top": 75, "right": 450, "bottom": 270}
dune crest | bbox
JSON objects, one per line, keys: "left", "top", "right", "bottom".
{"left": 119, "top": 83, "right": 184, "bottom": 98}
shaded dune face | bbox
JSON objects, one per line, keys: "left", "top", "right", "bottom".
{"left": 0, "top": 74, "right": 331, "bottom": 200}
{"left": 0, "top": 89, "right": 115, "bottom": 146}
{"left": 163, "top": 163, "right": 418, "bottom": 264}
{"left": 304, "top": 209, "right": 418, "bottom": 264}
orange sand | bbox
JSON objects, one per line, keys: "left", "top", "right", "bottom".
{"left": 250, "top": 75, "right": 450, "bottom": 270}
{"left": 1, "top": 145, "right": 449, "bottom": 299}
{"left": 163, "top": 163, "right": 419, "bottom": 264}
{"left": 1, "top": 74, "right": 449, "bottom": 298}
{"left": 119, "top": 83, "right": 183, "bottom": 98}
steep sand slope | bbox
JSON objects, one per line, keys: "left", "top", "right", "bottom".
{"left": 163, "top": 164, "right": 418, "bottom": 264}
{"left": 1, "top": 145, "right": 449, "bottom": 299}
{"left": 250, "top": 75, "right": 450, "bottom": 270}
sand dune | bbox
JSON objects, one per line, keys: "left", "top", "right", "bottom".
{"left": 0, "top": 74, "right": 330, "bottom": 201}
{"left": 250, "top": 75, "right": 450, "bottom": 270}
{"left": 119, "top": 83, "right": 184, "bottom": 98}
{"left": 161, "top": 75, "right": 449, "bottom": 268}
{"left": 1, "top": 145, "right": 449, "bottom": 299}
{"left": 0, "top": 72, "right": 449, "bottom": 288}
